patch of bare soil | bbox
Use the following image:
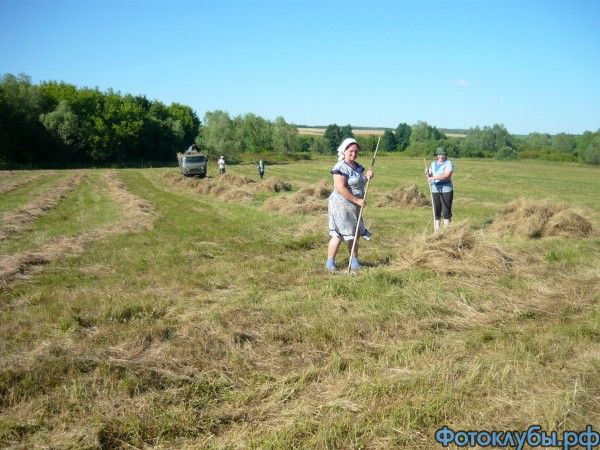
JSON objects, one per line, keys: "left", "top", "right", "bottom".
{"left": 0, "top": 171, "right": 156, "bottom": 287}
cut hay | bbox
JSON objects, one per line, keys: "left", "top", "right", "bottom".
{"left": 263, "top": 195, "right": 326, "bottom": 215}
{"left": 0, "top": 174, "right": 42, "bottom": 195}
{"left": 219, "top": 189, "right": 255, "bottom": 202}
{"left": 489, "top": 199, "right": 592, "bottom": 238}
{"left": 263, "top": 180, "right": 331, "bottom": 215}
{"left": 259, "top": 177, "right": 292, "bottom": 193}
{"left": 393, "top": 222, "right": 514, "bottom": 276}
{"left": 0, "top": 171, "right": 156, "bottom": 287}
{"left": 298, "top": 179, "right": 331, "bottom": 199}
{"left": 163, "top": 171, "right": 265, "bottom": 202}
{"left": 377, "top": 184, "right": 429, "bottom": 208}
{"left": 220, "top": 173, "right": 255, "bottom": 186}
{"left": 0, "top": 171, "right": 86, "bottom": 241}
{"left": 544, "top": 209, "right": 593, "bottom": 238}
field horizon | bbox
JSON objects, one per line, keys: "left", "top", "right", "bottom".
{"left": 0, "top": 156, "right": 599, "bottom": 448}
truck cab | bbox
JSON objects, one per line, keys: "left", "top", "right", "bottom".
{"left": 178, "top": 152, "right": 207, "bottom": 178}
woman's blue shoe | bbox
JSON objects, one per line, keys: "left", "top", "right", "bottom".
{"left": 326, "top": 258, "right": 336, "bottom": 271}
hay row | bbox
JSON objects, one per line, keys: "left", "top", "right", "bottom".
{"left": 0, "top": 174, "right": 42, "bottom": 195}
{"left": 262, "top": 179, "right": 331, "bottom": 215}
{"left": 0, "top": 170, "right": 156, "bottom": 288}
{"left": 377, "top": 184, "right": 429, "bottom": 208}
{"left": 393, "top": 222, "right": 514, "bottom": 277}
{"left": 489, "top": 199, "right": 593, "bottom": 238}
{"left": 0, "top": 171, "right": 87, "bottom": 241}
{"left": 162, "top": 172, "right": 293, "bottom": 202}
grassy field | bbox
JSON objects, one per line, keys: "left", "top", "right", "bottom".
{"left": 0, "top": 156, "right": 599, "bottom": 448}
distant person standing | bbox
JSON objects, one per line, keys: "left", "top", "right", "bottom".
{"left": 218, "top": 155, "right": 226, "bottom": 175}
{"left": 186, "top": 143, "right": 197, "bottom": 154}
{"left": 426, "top": 146, "right": 454, "bottom": 231}
{"left": 257, "top": 160, "right": 265, "bottom": 179}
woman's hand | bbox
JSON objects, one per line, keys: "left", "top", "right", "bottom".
{"left": 366, "top": 169, "right": 374, "bottom": 180}
{"left": 355, "top": 198, "right": 366, "bottom": 208}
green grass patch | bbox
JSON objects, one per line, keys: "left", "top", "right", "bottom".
{"left": 1, "top": 158, "right": 599, "bottom": 448}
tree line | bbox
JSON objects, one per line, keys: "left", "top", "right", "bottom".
{"left": 0, "top": 74, "right": 199, "bottom": 167}
{"left": 1, "top": 73, "right": 599, "bottom": 167}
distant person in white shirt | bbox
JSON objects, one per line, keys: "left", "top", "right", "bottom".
{"left": 218, "top": 156, "right": 226, "bottom": 175}
{"left": 257, "top": 160, "right": 265, "bottom": 179}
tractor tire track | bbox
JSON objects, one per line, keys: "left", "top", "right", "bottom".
{"left": 0, "top": 171, "right": 156, "bottom": 288}
{"left": 0, "top": 171, "right": 86, "bottom": 241}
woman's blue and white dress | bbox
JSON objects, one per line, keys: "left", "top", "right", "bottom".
{"left": 328, "top": 161, "right": 372, "bottom": 241}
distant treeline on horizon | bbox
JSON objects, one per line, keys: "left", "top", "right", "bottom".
{"left": 1, "top": 73, "right": 599, "bottom": 168}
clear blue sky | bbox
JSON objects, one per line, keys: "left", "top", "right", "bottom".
{"left": 1, "top": 0, "right": 599, "bottom": 135}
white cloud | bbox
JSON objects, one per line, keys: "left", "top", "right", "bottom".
{"left": 454, "top": 80, "right": 471, "bottom": 88}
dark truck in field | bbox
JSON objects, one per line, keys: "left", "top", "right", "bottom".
{"left": 177, "top": 151, "right": 207, "bottom": 178}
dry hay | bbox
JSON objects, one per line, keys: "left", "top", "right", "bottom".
{"left": 196, "top": 177, "right": 255, "bottom": 201}
{"left": 298, "top": 179, "right": 331, "bottom": 199}
{"left": 488, "top": 199, "right": 592, "bottom": 239}
{"left": 0, "top": 171, "right": 86, "bottom": 241}
{"left": 163, "top": 170, "right": 298, "bottom": 204}
{"left": 219, "top": 189, "right": 256, "bottom": 202}
{"left": 377, "top": 184, "right": 429, "bottom": 208}
{"left": 0, "top": 170, "right": 156, "bottom": 287}
{"left": 263, "top": 180, "right": 331, "bottom": 215}
{"left": 259, "top": 177, "right": 292, "bottom": 193}
{"left": 163, "top": 171, "right": 266, "bottom": 202}
{"left": 0, "top": 174, "right": 42, "bottom": 194}
{"left": 220, "top": 173, "right": 255, "bottom": 187}
{"left": 393, "top": 222, "right": 514, "bottom": 276}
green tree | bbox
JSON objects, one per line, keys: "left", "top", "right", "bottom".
{"left": 200, "top": 110, "right": 237, "bottom": 159}
{"left": 380, "top": 129, "right": 397, "bottom": 151}
{"left": 238, "top": 113, "right": 272, "bottom": 153}
{"left": 356, "top": 135, "right": 379, "bottom": 155}
{"left": 395, "top": 123, "right": 411, "bottom": 151}
{"left": 577, "top": 130, "right": 600, "bottom": 165}
{"left": 39, "top": 100, "right": 82, "bottom": 161}
{"left": 551, "top": 133, "right": 576, "bottom": 154}
{"left": 525, "top": 132, "right": 552, "bottom": 151}
{"left": 495, "top": 146, "right": 517, "bottom": 160}
{"left": 0, "top": 73, "right": 50, "bottom": 165}
{"left": 410, "top": 121, "right": 445, "bottom": 143}
{"left": 309, "top": 136, "right": 330, "bottom": 154}
{"left": 461, "top": 124, "right": 513, "bottom": 157}
{"left": 273, "top": 116, "right": 299, "bottom": 154}
{"left": 340, "top": 124, "right": 354, "bottom": 139}
{"left": 324, "top": 124, "right": 342, "bottom": 154}
{"left": 168, "top": 103, "right": 201, "bottom": 148}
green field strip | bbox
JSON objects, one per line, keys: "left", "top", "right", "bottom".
{"left": 0, "top": 170, "right": 122, "bottom": 258}
{"left": 0, "top": 171, "right": 66, "bottom": 214}
{"left": 0, "top": 159, "right": 599, "bottom": 449}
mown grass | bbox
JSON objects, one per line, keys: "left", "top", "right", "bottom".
{"left": 0, "top": 158, "right": 599, "bottom": 448}
{"left": 0, "top": 170, "right": 121, "bottom": 258}
{"left": 0, "top": 171, "right": 67, "bottom": 214}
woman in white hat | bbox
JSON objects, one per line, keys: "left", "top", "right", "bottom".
{"left": 326, "top": 138, "right": 374, "bottom": 271}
